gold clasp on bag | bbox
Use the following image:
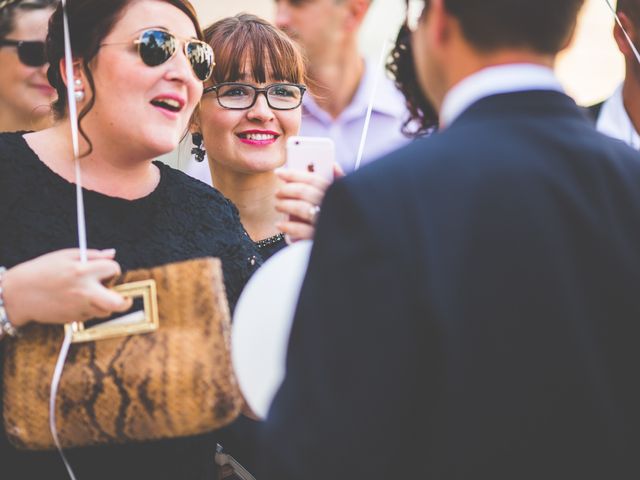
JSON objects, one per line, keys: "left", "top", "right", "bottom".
{"left": 65, "top": 280, "right": 159, "bottom": 343}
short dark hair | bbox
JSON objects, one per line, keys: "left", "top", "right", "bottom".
{"left": 617, "top": 0, "right": 640, "bottom": 26}
{"left": 203, "top": 14, "right": 305, "bottom": 85}
{"left": 442, "top": 0, "right": 585, "bottom": 54}
{"left": 0, "top": 0, "right": 57, "bottom": 39}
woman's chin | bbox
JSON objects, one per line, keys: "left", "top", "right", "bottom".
{"left": 239, "top": 152, "right": 286, "bottom": 172}
{"left": 145, "top": 137, "right": 181, "bottom": 160}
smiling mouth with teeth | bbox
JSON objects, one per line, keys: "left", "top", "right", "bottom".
{"left": 151, "top": 98, "right": 182, "bottom": 112}
{"left": 238, "top": 133, "right": 278, "bottom": 141}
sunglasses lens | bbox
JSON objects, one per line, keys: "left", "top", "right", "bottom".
{"left": 18, "top": 41, "right": 46, "bottom": 67}
{"left": 187, "top": 41, "right": 214, "bottom": 81}
{"left": 138, "top": 30, "right": 176, "bottom": 67}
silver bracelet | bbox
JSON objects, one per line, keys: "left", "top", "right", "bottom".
{"left": 0, "top": 266, "right": 20, "bottom": 338}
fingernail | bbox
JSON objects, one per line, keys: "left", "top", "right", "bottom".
{"left": 101, "top": 248, "right": 116, "bottom": 255}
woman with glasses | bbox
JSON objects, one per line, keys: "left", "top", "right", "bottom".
{"left": 186, "top": 14, "right": 337, "bottom": 476}
{"left": 0, "top": 0, "right": 56, "bottom": 132}
{"left": 191, "top": 14, "right": 339, "bottom": 260}
{"left": 0, "top": 1, "right": 258, "bottom": 479}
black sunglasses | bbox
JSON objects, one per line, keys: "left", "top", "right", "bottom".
{"left": 203, "top": 82, "right": 307, "bottom": 110}
{"left": 101, "top": 29, "right": 215, "bottom": 82}
{"left": 0, "top": 38, "right": 46, "bottom": 67}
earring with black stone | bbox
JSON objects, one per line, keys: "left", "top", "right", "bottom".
{"left": 191, "top": 132, "right": 206, "bottom": 162}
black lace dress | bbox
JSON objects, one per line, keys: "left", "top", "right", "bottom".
{"left": 0, "top": 132, "right": 260, "bottom": 480}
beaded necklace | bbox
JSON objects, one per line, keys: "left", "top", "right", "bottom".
{"left": 254, "top": 233, "right": 285, "bottom": 249}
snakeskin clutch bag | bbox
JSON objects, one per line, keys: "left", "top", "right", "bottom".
{"left": 2, "top": 257, "right": 243, "bottom": 450}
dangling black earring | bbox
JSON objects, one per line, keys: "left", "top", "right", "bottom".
{"left": 191, "top": 132, "right": 206, "bottom": 162}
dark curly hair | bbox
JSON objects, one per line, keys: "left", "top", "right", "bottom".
{"left": 386, "top": 23, "right": 437, "bottom": 138}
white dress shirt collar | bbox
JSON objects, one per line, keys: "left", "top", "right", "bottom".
{"left": 440, "top": 64, "right": 564, "bottom": 128}
{"left": 596, "top": 84, "right": 640, "bottom": 150}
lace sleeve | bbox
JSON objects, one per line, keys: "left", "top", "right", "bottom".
{"left": 219, "top": 200, "right": 262, "bottom": 314}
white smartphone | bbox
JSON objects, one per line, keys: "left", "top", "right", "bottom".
{"left": 286, "top": 136, "right": 335, "bottom": 181}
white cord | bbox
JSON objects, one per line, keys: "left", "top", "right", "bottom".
{"left": 603, "top": 0, "right": 640, "bottom": 65}
{"left": 61, "top": 0, "right": 87, "bottom": 263}
{"left": 354, "top": 38, "right": 391, "bottom": 171}
{"left": 49, "top": 329, "right": 77, "bottom": 480}
{"left": 355, "top": 0, "right": 400, "bottom": 171}
{"left": 49, "top": 2, "right": 86, "bottom": 478}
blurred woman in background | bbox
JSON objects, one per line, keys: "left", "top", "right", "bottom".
{"left": 0, "top": 0, "right": 56, "bottom": 131}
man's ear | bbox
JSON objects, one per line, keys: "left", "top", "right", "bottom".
{"left": 428, "top": 0, "right": 451, "bottom": 52}
{"left": 613, "top": 12, "right": 637, "bottom": 60}
{"left": 344, "top": 0, "right": 370, "bottom": 32}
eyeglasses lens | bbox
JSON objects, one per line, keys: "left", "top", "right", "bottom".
{"left": 18, "top": 41, "right": 46, "bottom": 67}
{"left": 217, "top": 84, "right": 253, "bottom": 109}
{"left": 138, "top": 30, "right": 176, "bottom": 67}
{"left": 267, "top": 85, "right": 302, "bottom": 109}
{"left": 216, "top": 84, "right": 303, "bottom": 110}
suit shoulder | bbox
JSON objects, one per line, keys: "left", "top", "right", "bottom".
{"left": 343, "top": 117, "right": 640, "bottom": 212}
{"left": 344, "top": 127, "right": 490, "bottom": 195}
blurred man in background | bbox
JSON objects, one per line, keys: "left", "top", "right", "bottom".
{"left": 589, "top": 0, "right": 640, "bottom": 149}
{"left": 274, "top": 0, "right": 410, "bottom": 172}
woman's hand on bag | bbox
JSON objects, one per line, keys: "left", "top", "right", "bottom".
{"left": 2, "top": 248, "right": 131, "bottom": 328}
{"left": 274, "top": 163, "right": 344, "bottom": 242}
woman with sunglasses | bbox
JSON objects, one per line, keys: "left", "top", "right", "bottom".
{"left": 191, "top": 14, "right": 340, "bottom": 261}
{"left": 0, "top": 1, "right": 258, "bottom": 479}
{"left": 0, "top": 0, "right": 56, "bottom": 132}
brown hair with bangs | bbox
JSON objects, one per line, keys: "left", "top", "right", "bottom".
{"left": 203, "top": 13, "right": 305, "bottom": 85}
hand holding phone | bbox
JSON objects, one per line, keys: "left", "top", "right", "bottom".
{"left": 285, "top": 136, "right": 334, "bottom": 181}
{"left": 276, "top": 137, "right": 336, "bottom": 242}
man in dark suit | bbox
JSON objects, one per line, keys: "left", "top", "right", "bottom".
{"left": 259, "top": 0, "right": 640, "bottom": 478}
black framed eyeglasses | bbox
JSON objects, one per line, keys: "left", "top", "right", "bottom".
{"left": 101, "top": 29, "right": 215, "bottom": 82}
{"left": 0, "top": 38, "right": 46, "bottom": 66}
{"left": 203, "top": 82, "right": 307, "bottom": 110}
